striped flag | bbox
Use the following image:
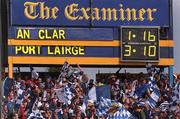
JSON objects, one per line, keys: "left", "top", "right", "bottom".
{"left": 159, "top": 101, "right": 170, "bottom": 112}
{"left": 146, "top": 85, "right": 161, "bottom": 108}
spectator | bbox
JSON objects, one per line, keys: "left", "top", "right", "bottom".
{"left": 2, "top": 63, "right": 180, "bottom": 119}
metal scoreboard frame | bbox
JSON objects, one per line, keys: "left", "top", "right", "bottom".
{"left": 7, "top": 0, "right": 174, "bottom": 84}
{"left": 121, "top": 26, "right": 160, "bottom": 62}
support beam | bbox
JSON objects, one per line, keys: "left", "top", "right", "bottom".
{"left": 0, "top": 0, "right": 2, "bottom": 118}
{"left": 168, "top": 65, "right": 174, "bottom": 87}
{"left": 8, "top": 63, "right": 13, "bottom": 79}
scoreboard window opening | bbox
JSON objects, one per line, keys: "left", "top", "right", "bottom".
{"left": 121, "top": 27, "right": 159, "bottom": 62}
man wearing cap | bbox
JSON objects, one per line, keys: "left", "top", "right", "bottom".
{"left": 109, "top": 75, "right": 120, "bottom": 101}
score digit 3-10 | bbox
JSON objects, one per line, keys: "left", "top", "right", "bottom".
{"left": 121, "top": 27, "right": 159, "bottom": 62}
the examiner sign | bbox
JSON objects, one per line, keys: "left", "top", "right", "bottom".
{"left": 10, "top": 0, "right": 170, "bottom": 27}
{"left": 7, "top": 0, "right": 173, "bottom": 66}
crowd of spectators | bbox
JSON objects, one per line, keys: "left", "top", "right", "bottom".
{"left": 2, "top": 63, "right": 180, "bottom": 119}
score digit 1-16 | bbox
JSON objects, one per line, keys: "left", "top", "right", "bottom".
{"left": 121, "top": 27, "right": 159, "bottom": 61}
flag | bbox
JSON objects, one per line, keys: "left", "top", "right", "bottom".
{"left": 96, "top": 97, "right": 112, "bottom": 116}
{"left": 27, "top": 110, "right": 45, "bottom": 119}
{"left": 31, "top": 68, "right": 39, "bottom": 79}
{"left": 88, "top": 87, "right": 97, "bottom": 101}
{"left": 97, "top": 97, "right": 133, "bottom": 118}
{"left": 159, "top": 101, "right": 170, "bottom": 112}
{"left": 2, "top": 77, "right": 14, "bottom": 97}
{"left": 58, "top": 61, "right": 70, "bottom": 82}
{"left": 134, "top": 84, "right": 150, "bottom": 98}
{"left": 55, "top": 82, "right": 75, "bottom": 105}
{"left": 54, "top": 88, "right": 66, "bottom": 103}
{"left": 172, "top": 83, "right": 180, "bottom": 103}
{"left": 146, "top": 85, "right": 160, "bottom": 108}
{"left": 81, "top": 96, "right": 89, "bottom": 116}
{"left": 64, "top": 83, "right": 75, "bottom": 105}
{"left": 129, "top": 80, "right": 137, "bottom": 97}
{"left": 58, "top": 61, "right": 82, "bottom": 83}
{"left": 88, "top": 85, "right": 111, "bottom": 101}
{"left": 108, "top": 107, "right": 133, "bottom": 119}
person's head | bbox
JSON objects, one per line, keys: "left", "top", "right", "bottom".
{"left": 62, "top": 104, "right": 68, "bottom": 113}
{"left": 7, "top": 95, "right": 11, "bottom": 101}
{"left": 47, "top": 77, "right": 51, "bottom": 83}
{"left": 16, "top": 75, "right": 22, "bottom": 81}
{"left": 23, "top": 101, "right": 28, "bottom": 108}
{"left": 163, "top": 75, "right": 169, "bottom": 81}
{"left": 13, "top": 113, "right": 19, "bottom": 119}
{"left": 124, "top": 79, "right": 128, "bottom": 83}
{"left": 75, "top": 106, "right": 82, "bottom": 114}
{"left": 81, "top": 74, "right": 89, "bottom": 83}
{"left": 84, "top": 116, "right": 89, "bottom": 119}
{"left": 24, "top": 75, "right": 29, "bottom": 80}
{"left": 175, "top": 75, "right": 180, "bottom": 84}
{"left": 164, "top": 78, "right": 169, "bottom": 85}
{"left": 88, "top": 79, "right": 95, "bottom": 89}
{"left": 3, "top": 105, "right": 8, "bottom": 112}
{"left": 110, "top": 75, "right": 117, "bottom": 81}
{"left": 174, "top": 113, "right": 180, "bottom": 119}
{"left": 90, "top": 106, "right": 96, "bottom": 114}
{"left": 52, "top": 97, "right": 57, "bottom": 104}
{"left": 154, "top": 73, "right": 160, "bottom": 81}
{"left": 153, "top": 115, "right": 159, "bottom": 119}
{"left": 9, "top": 91, "right": 15, "bottom": 99}
{"left": 51, "top": 112, "right": 58, "bottom": 119}
{"left": 159, "top": 111, "right": 166, "bottom": 118}
{"left": 141, "top": 78, "right": 147, "bottom": 85}
{"left": 38, "top": 78, "right": 42, "bottom": 83}
{"left": 69, "top": 103, "right": 75, "bottom": 109}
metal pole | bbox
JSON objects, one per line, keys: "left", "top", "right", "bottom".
{"left": 169, "top": 0, "right": 174, "bottom": 87}
{"left": 168, "top": 66, "right": 174, "bottom": 87}
{"left": 0, "top": 0, "right": 7, "bottom": 117}
{"left": 0, "top": 0, "right": 2, "bottom": 117}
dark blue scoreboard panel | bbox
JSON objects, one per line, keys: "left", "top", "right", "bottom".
{"left": 121, "top": 27, "right": 159, "bottom": 61}
{"left": 8, "top": 0, "right": 174, "bottom": 66}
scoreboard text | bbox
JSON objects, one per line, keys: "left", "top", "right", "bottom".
{"left": 121, "top": 27, "right": 159, "bottom": 61}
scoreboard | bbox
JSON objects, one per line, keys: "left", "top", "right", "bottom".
{"left": 7, "top": 0, "right": 174, "bottom": 77}
{"left": 121, "top": 27, "right": 159, "bottom": 61}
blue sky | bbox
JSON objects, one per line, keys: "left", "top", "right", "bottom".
{"left": 173, "top": 0, "right": 180, "bottom": 73}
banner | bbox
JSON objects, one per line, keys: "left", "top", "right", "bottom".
{"left": 10, "top": 0, "right": 170, "bottom": 26}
